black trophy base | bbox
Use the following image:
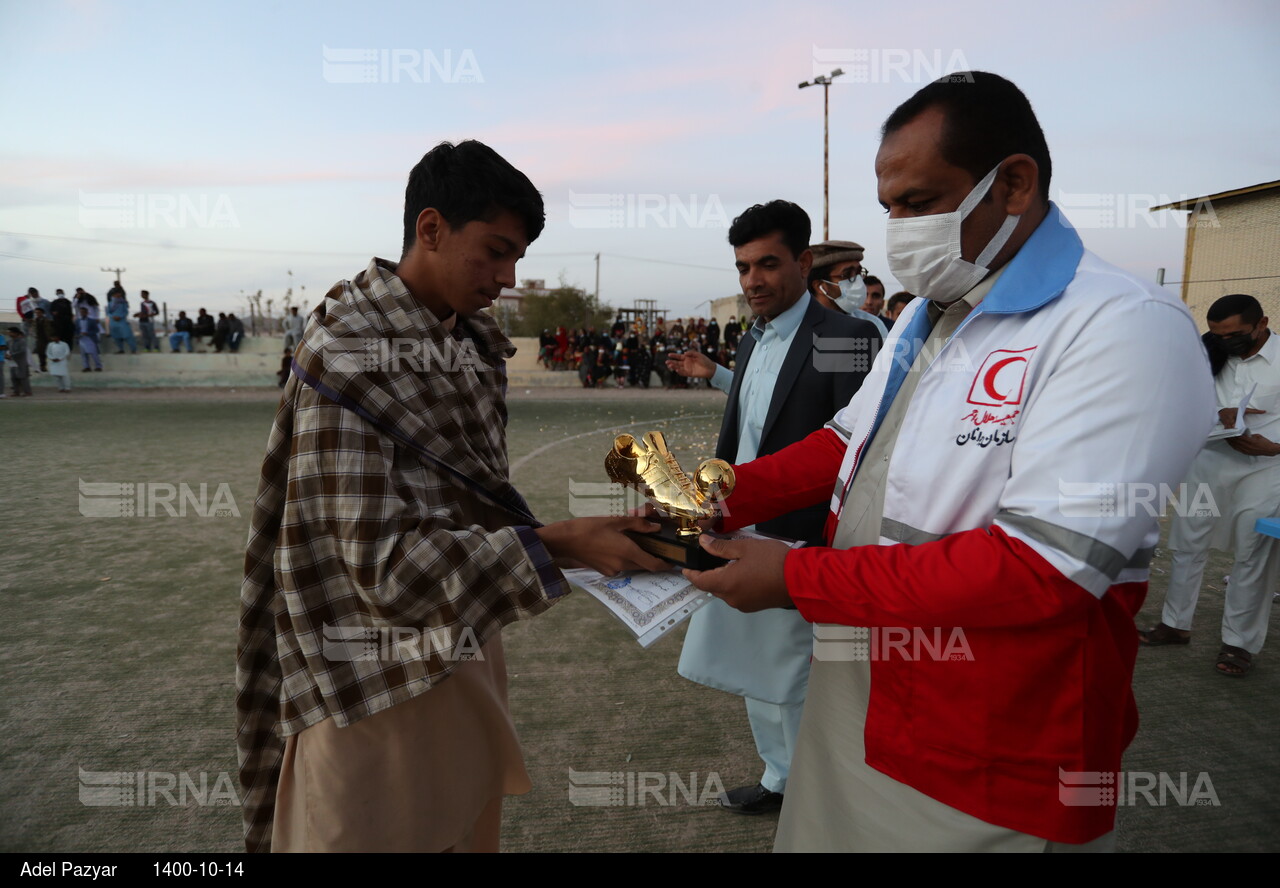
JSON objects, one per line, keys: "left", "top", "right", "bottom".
{"left": 626, "top": 524, "right": 729, "bottom": 570}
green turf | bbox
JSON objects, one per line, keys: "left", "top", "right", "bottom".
{"left": 0, "top": 392, "right": 1275, "bottom": 852}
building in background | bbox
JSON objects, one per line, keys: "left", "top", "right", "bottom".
{"left": 1153, "top": 180, "right": 1280, "bottom": 329}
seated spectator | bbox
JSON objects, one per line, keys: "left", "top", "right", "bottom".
{"left": 538, "top": 329, "right": 555, "bottom": 368}
{"left": 589, "top": 344, "right": 612, "bottom": 387}
{"left": 193, "top": 308, "right": 216, "bottom": 348}
{"left": 213, "top": 313, "right": 229, "bottom": 352}
{"left": 169, "top": 311, "right": 195, "bottom": 352}
{"left": 577, "top": 344, "right": 595, "bottom": 387}
{"left": 552, "top": 326, "right": 569, "bottom": 369}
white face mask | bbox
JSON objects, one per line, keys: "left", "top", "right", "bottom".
{"left": 827, "top": 275, "right": 866, "bottom": 315}
{"left": 885, "top": 163, "right": 1020, "bottom": 303}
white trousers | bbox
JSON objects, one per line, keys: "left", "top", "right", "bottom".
{"left": 745, "top": 697, "right": 804, "bottom": 794}
{"left": 1163, "top": 509, "right": 1280, "bottom": 653}
{"left": 1161, "top": 445, "right": 1280, "bottom": 654}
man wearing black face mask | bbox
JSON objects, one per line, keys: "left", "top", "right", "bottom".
{"left": 1141, "top": 294, "right": 1280, "bottom": 677}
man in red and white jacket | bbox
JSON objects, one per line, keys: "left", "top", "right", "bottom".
{"left": 686, "top": 73, "right": 1214, "bottom": 851}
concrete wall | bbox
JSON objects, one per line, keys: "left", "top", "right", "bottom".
{"left": 14, "top": 333, "right": 581, "bottom": 389}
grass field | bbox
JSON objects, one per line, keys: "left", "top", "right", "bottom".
{"left": 0, "top": 388, "right": 1276, "bottom": 852}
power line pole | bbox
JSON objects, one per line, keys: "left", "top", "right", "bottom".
{"left": 101, "top": 266, "right": 127, "bottom": 286}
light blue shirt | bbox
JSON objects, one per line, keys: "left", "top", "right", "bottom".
{"left": 710, "top": 292, "right": 811, "bottom": 464}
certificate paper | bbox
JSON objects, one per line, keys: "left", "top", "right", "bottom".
{"left": 563, "top": 567, "right": 710, "bottom": 648}
{"left": 563, "top": 529, "right": 801, "bottom": 648}
{"left": 1207, "top": 384, "right": 1257, "bottom": 441}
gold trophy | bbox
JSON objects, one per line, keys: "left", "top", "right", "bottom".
{"left": 605, "top": 431, "right": 735, "bottom": 570}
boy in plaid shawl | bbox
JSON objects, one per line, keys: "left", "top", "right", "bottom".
{"left": 237, "top": 141, "right": 664, "bottom": 852}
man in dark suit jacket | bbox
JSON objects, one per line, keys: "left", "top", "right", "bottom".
{"left": 667, "top": 200, "right": 881, "bottom": 815}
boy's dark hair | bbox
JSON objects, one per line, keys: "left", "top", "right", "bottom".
{"left": 1207, "top": 293, "right": 1263, "bottom": 326}
{"left": 402, "top": 140, "right": 545, "bottom": 257}
{"left": 865, "top": 275, "right": 883, "bottom": 289}
{"left": 728, "top": 200, "right": 811, "bottom": 260}
{"left": 882, "top": 71, "right": 1052, "bottom": 204}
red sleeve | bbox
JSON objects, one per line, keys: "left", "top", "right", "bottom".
{"left": 720, "top": 427, "right": 846, "bottom": 531}
{"left": 786, "top": 524, "right": 1094, "bottom": 628}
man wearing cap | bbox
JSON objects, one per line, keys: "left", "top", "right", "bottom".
{"left": 667, "top": 200, "right": 882, "bottom": 816}
{"left": 807, "top": 241, "right": 889, "bottom": 340}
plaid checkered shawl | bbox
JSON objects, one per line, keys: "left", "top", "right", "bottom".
{"left": 236, "top": 258, "right": 568, "bottom": 852}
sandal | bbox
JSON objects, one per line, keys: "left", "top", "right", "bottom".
{"left": 1215, "top": 645, "right": 1253, "bottom": 677}
{"left": 1138, "top": 622, "right": 1191, "bottom": 646}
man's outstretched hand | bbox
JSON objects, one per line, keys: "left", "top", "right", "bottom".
{"left": 665, "top": 349, "right": 717, "bottom": 380}
{"left": 683, "top": 535, "right": 792, "bottom": 612}
{"left": 536, "top": 516, "right": 669, "bottom": 576}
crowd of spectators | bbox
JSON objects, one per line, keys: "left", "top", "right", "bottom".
{"left": 5, "top": 283, "right": 264, "bottom": 395}
{"left": 538, "top": 314, "right": 745, "bottom": 389}
{"left": 10, "top": 284, "right": 253, "bottom": 373}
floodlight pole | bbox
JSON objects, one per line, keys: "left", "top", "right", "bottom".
{"left": 798, "top": 68, "right": 845, "bottom": 240}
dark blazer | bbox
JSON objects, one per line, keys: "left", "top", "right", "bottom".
{"left": 717, "top": 296, "right": 880, "bottom": 545}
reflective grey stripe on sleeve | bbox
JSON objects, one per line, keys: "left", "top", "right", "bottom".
{"left": 880, "top": 517, "right": 945, "bottom": 546}
{"left": 826, "top": 418, "right": 854, "bottom": 442}
{"left": 995, "top": 510, "right": 1128, "bottom": 580}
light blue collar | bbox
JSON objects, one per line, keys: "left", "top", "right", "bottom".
{"left": 979, "top": 202, "right": 1084, "bottom": 315}
{"left": 751, "top": 291, "right": 811, "bottom": 342}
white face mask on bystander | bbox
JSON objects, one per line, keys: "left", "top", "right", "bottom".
{"left": 886, "top": 163, "right": 1020, "bottom": 304}
{"left": 830, "top": 275, "right": 867, "bottom": 315}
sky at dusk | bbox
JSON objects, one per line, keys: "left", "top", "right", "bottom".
{"left": 2, "top": 0, "right": 1277, "bottom": 319}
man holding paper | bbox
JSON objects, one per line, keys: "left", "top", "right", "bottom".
{"left": 1140, "top": 294, "right": 1280, "bottom": 675}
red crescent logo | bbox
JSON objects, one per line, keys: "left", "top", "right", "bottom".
{"left": 966, "top": 347, "right": 1037, "bottom": 406}
{"left": 982, "top": 356, "right": 1025, "bottom": 401}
